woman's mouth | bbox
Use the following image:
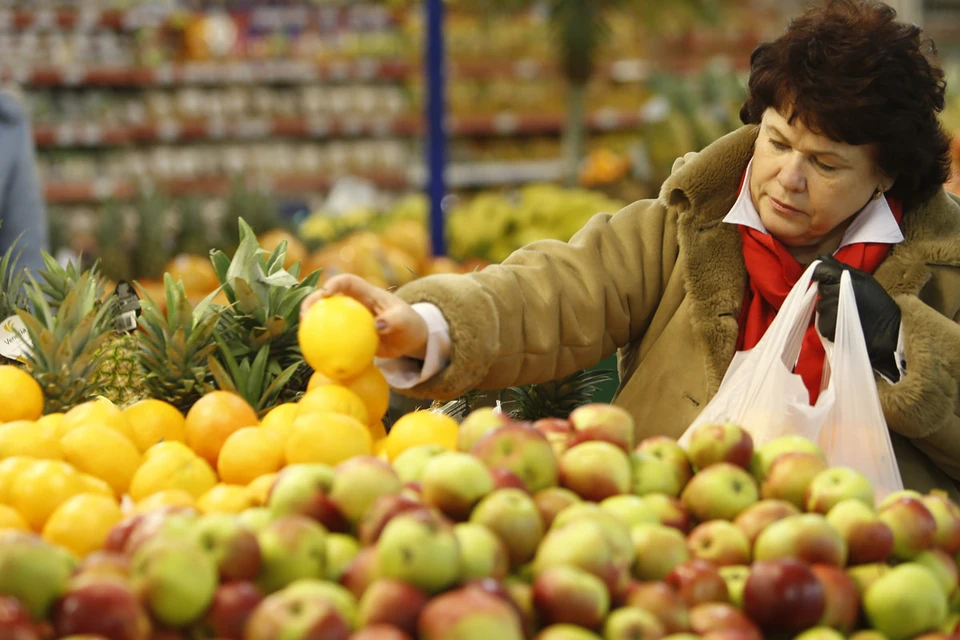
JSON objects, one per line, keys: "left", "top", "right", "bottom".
{"left": 769, "top": 196, "right": 805, "bottom": 216}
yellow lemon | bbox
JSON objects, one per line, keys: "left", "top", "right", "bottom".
{"left": 129, "top": 454, "right": 217, "bottom": 502}
{"left": 0, "top": 504, "right": 28, "bottom": 531}
{"left": 0, "top": 421, "right": 61, "bottom": 460}
{"left": 10, "top": 460, "right": 85, "bottom": 530}
{"left": 261, "top": 403, "right": 299, "bottom": 436}
{"left": 286, "top": 412, "right": 372, "bottom": 466}
{"left": 0, "top": 366, "right": 44, "bottom": 423}
{"left": 0, "top": 457, "right": 36, "bottom": 504}
{"left": 247, "top": 473, "right": 278, "bottom": 506}
{"left": 197, "top": 484, "right": 256, "bottom": 514}
{"left": 217, "top": 427, "right": 284, "bottom": 486}
{"left": 61, "top": 425, "right": 141, "bottom": 497}
{"left": 37, "top": 413, "right": 66, "bottom": 437}
{"left": 185, "top": 391, "right": 259, "bottom": 467}
{"left": 122, "top": 399, "right": 187, "bottom": 453}
{"left": 61, "top": 398, "right": 134, "bottom": 442}
{"left": 384, "top": 411, "right": 459, "bottom": 461}
{"left": 298, "top": 295, "right": 379, "bottom": 380}
{"left": 144, "top": 441, "right": 195, "bottom": 462}
{"left": 373, "top": 438, "right": 389, "bottom": 460}
{"left": 136, "top": 490, "right": 196, "bottom": 514}
{"left": 308, "top": 366, "right": 389, "bottom": 424}
{"left": 80, "top": 474, "right": 116, "bottom": 498}
{"left": 42, "top": 493, "right": 123, "bottom": 557}
{"left": 369, "top": 419, "right": 387, "bottom": 441}
{"left": 298, "top": 385, "right": 369, "bottom": 425}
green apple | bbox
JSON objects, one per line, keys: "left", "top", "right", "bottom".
{"left": 914, "top": 549, "right": 960, "bottom": 598}
{"left": 793, "top": 627, "right": 846, "bottom": 640}
{"left": 536, "top": 625, "right": 603, "bottom": 640}
{"left": 533, "top": 519, "right": 625, "bottom": 596}
{"left": 325, "top": 533, "right": 360, "bottom": 582}
{"left": 284, "top": 579, "right": 358, "bottom": 630}
{"left": 600, "top": 495, "right": 661, "bottom": 528}
{"left": 603, "top": 606, "right": 667, "bottom": 640}
{"left": 864, "top": 563, "right": 948, "bottom": 640}
{"left": 680, "top": 463, "right": 758, "bottom": 522}
{"left": 750, "top": 435, "right": 825, "bottom": 483}
{"left": 330, "top": 456, "right": 403, "bottom": 525}
{"left": 256, "top": 515, "right": 328, "bottom": 594}
{"left": 377, "top": 511, "right": 460, "bottom": 594}
{"left": 847, "top": 563, "right": 892, "bottom": 596}
{"left": 631, "top": 452, "right": 683, "bottom": 497}
{"left": 805, "top": 467, "right": 875, "bottom": 514}
{"left": 0, "top": 534, "right": 75, "bottom": 619}
{"left": 470, "top": 488, "right": 544, "bottom": 568}
{"left": 718, "top": 565, "right": 750, "bottom": 608}
{"left": 630, "top": 523, "right": 689, "bottom": 580}
{"left": 552, "top": 504, "right": 635, "bottom": 574}
{"left": 421, "top": 452, "right": 495, "bottom": 520}
{"left": 237, "top": 507, "right": 273, "bottom": 534}
{"left": 458, "top": 408, "right": 510, "bottom": 452}
{"left": 454, "top": 522, "right": 510, "bottom": 581}
{"left": 267, "top": 463, "right": 345, "bottom": 532}
{"left": 635, "top": 436, "right": 693, "bottom": 491}
{"left": 131, "top": 538, "right": 217, "bottom": 628}
{"left": 392, "top": 444, "right": 448, "bottom": 483}
{"left": 686, "top": 520, "right": 750, "bottom": 566}
{"left": 191, "top": 512, "right": 262, "bottom": 582}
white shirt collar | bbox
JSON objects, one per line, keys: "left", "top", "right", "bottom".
{"left": 722, "top": 158, "right": 904, "bottom": 248}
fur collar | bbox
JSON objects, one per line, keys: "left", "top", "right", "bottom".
{"left": 658, "top": 125, "right": 960, "bottom": 393}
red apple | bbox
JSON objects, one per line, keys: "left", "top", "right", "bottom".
{"left": 559, "top": 441, "right": 632, "bottom": 501}
{"left": 191, "top": 514, "right": 262, "bottom": 582}
{"left": 268, "top": 464, "right": 349, "bottom": 533}
{"left": 701, "top": 630, "right": 763, "bottom": 640}
{"left": 340, "top": 547, "right": 380, "bottom": 599}
{"left": 0, "top": 596, "right": 43, "bottom": 640}
{"left": 356, "top": 494, "right": 426, "bottom": 546}
{"left": 623, "top": 581, "right": 691, "bottom": 633}
{"left": 733, "top": 500, "right": 801, "bottom": 545}
{"left": 52, "top": 579, "right": 151, "bottom": 640}
{"left": 533, "top": 418, "right": 575, "bottom": 458}
{"left": 76, "top": 551, "right": 131, "bottom": 579}
{"left": 245, "top": 591, "right": 350, "bottom": 640}
{"left": 810, "top": 564, "right": 860, "bottom": 633}
{"left": 418, "top": 586, "right": 525, "bottom": 640}
{"left": 491, "top": 468, "right": 528, "bottom": 492}
{"left": 467, "top": 578, "right": 536, "bottom": 635}
{"left": 743, "top": 559, "right": 825, "bottom": 633}
{"left": 687, "top": 521, "right": 751, "bottom": 567}
{"left": 635, "top": 437, "right": 694, "bottom": 489}
{"left": 878, "top": 496, "right": 937, "bottom": 560}
{"left": 689, "top": 602, "right": 760, "bottom": 636}
{"left": 686, "top": 423, "right": 754, "bottom": 471}
{"left": 534, "top": 487, "right": 582, "bottom": 529}
{"left": 534, "top": 566, "right": 610, "bottom": 629}
{"left": 459, "top": 408, "right": 513, "bottom": 452}
{"left": 357, "top": 579, "right": 430, "bottom": 637}
{"left": 471, "top": 425, "right": 559, "bottom": 493}
{"left": 568, "top": 403, "right": 636, "bottom": 453}
{"left": 198, "top": 581, "right": 264, "bottom": 640}
{"left": 348, "top": 625, "right": 413, "bottom": 640}
{"left": 753, "top": 514, "right": 848, "bottom": 567}
{"left": 665, "top": 560, "right": 730, "bottom": 607}
{"left": 760, "top": 453, "right": 828, "bottom": 509}
{"left": 825, "top": 499, "right": 894, "bottom": 565}
{"left": 923, "top": 492, "right": 960, "bottom": 555}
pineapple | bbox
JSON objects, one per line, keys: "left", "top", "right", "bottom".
{"left": 137, "top": 273, "right": 221, "bottom": 413}
{"left": 208, "top": 341, "right": 302, "bottom": 418}
{"left": 499, "top": 369, "right": 618, "bottom": 421}
{"left": 0, "top": 233, "right": 28, "bottom": 366}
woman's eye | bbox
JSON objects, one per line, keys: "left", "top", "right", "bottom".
{"left": 769, "top": 139, "right": 789, "bottom": 151}
{"left": 814, "top": 158, "right": 837, "bottom": 172}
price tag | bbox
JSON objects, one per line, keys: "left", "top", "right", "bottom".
{"left": 112, "top": 281, "right": 141, "bottom": 335}
{"left": 0, "top": 315, "right": 31, "bottom": 362}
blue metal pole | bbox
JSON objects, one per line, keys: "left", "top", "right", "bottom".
{"left": 424, "top": 0, "right": 448, "bottom": 257}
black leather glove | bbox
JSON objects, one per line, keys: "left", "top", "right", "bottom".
{"left": 812, "top": 254, "right": 902, "bottom": 382}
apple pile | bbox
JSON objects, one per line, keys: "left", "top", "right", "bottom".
{"left": 1, "top": 404, "right": 960, "bottom": 640}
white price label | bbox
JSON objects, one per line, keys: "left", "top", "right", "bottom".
{"left": 0, "top": 315, "right": 31, "bottom": 361}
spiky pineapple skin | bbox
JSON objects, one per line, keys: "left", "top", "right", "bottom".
{"left": 92, "top": 333, "right": 146, "bottom": 408}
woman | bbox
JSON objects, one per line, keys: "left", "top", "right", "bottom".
{"left": 303, "top": 0, "right": 960, "bottom": 496}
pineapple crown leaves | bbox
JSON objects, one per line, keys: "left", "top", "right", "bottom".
{"left": 0, "top": 232, "right": 28, "bottom": 316}
{"left": 207, "top": 336, "right": 302, "bottom": 416}
{"left": 35, "top": 251, "right": 106, "bottom": 311}
{"left": 137, "top": 273, "right": 223, "bottom": 355}
{"left": 499, "top": 368, "right": 618, "bottom": 421}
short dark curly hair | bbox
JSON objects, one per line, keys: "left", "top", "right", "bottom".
{"left": 740, "top": 0, "right": 951, "bottom": 212}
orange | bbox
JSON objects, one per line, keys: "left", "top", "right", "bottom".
{"left": 258, "top": 229, "right": 308, "bottom": 269}
{"left": 311, "top": 365, "right": 390, "bottom": 426}
{"left": 217, "top": 427, "right": 284, "bottom": 485}
{"left": 61, "top": 398, "right": 135, "bottom": 442}
{"left": 0, "top": 457, "right": 36, "bottom": 504}
{"left": 298, "top": 385, "right": 369, "bottom": 425}
{"left": 136, "top": 490, "right": 197, "bottom": 514}
{"left": 247, "top": 473, "right": 278, "bottom": 506}
{"left": 42, "top": 493, "right": 123, "bottom": 557}
{"left": 0, "top": 504, "right": 28, "bottom": 531}
{"left": 384, "top": 411, "right": 459, "bottom": 461}
{"left": 286, "top": 412, "right": 373, "bottom": 466}
{"left": 0, "top": 421, "right": 61, "bottom": 460}
{"left": 298, "top": 295, "right": 379, "bottom": 381}
{"left": 9, "top": 460, "right": 85, "bottom": 530}
{"left": 123, "top": 399, "right": 187, "bottom": 453}
{"left": 0, "top": 366, "right": 44, "bottom": 423}
{"left": 184, "top": 391, "right": 259, "bottom": 466}
{"left": 129, "top": 453, "right": 218, "bottom": 502}
{"left": 197, "top": 484, "right": 256, "bottom": 514}
{"left": 164, "top": 254, "right": 219, "bottom": 296}
{"left": 60, "top": 425, "right": 141, "bottom": 497}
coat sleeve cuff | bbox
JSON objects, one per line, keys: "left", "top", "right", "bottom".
{"left": 376, "top": 303, "right": 451, "bottom": 390}
{"left": 877, "top": 295, "right": 960, "bottom": 440}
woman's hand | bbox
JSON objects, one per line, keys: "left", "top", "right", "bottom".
{"left": 300, "top": 274, "right": 430, "bottom": 360}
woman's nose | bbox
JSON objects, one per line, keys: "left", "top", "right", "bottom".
{"left": 778, "top": 155, "right": 806, "bottom": 192}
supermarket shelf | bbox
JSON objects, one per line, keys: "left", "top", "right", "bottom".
{"left": 32, "top": 108, "right": 649, "bottom": 147}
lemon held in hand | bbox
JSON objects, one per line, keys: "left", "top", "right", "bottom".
{"left": 299, "top": 294, "right": 379, "bottom": 381}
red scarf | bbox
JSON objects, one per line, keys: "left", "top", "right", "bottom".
{"left": 735, "top": 182, "right": 902, "bottom": 404}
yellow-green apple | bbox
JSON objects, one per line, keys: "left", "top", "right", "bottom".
{"left": 742, "top": 559, "right": 825, "bottom": 633}
{"left": 732, "top": 500, "right": 800, "bottom": 545}
{"left": 471, "top": 425, "right": 559, "bottom": 493}
{"left": 630, "top": 523, "right": 690, "bottom": 581}
{"left": 76, "top": 551, "right": 131, "bottom": 580}
{"left": 0, "top": 535, "right": 75, "bottom": 619}
{"left": 471, "top": 488, "right": 544, "bottom": 568}
{"left": 244, "top": 589, "right": 350, "bottom": 640}
{"left": 0, "top": 596, "right": 44, "bottom": 640}
{"left": 491, "top": 468, "right": 528, "bottom": 492}
{"left": 377, "top": 510, "right": 460, "bottom": 594}
{"left": 418, "top": 585, "right": 525, "bottom": 640}
{"left": 268, "top": 463, "right": 347, "bottom": 533}
{"left": 793, "top": 628, "right": 846, "bottom": 640}
{"left": 912, "top": 634, "right": 955, "bottom": 640}
{"left": 357, "top": 494, "right": 426, "bottom": 546}
{"left": 825, "top": 499, "right": 894, "bottom": 565}
{"left": 665, "top": 560, "right": 730, "bottom": 607}
{"left": 600, "top": 496, "right": 660, "bottom": 528}
{"left": 878, "top": 489, "right": 924, "bottom": 509}
{"left": 915, "top": 549, "right": 960, "bottom": 598}
{"left": 357, "top": 578, "right": 430, "bottom": 637}
{"left": 636, "top": 437, "right": 693, "bottom": 491}
{"left": 922, "top": 491, "right": 960, "bottom": 555}
{"left": 864, "top": 563, "right": 949, "bottom": 640}
{"left": 846, "top": 563, "right": 891, "bottom": 596}
{"left": 805, "top": 467, "right": 875, "bottom": 514}
{"left": 130, "top": 538, "right": 218, "bottom": 628}
{"left": 282, "top": 580, "right": 358, "bottom": 630}
{"left": 760, "top": 453, "right": 828, "bottom": 509}
{"left": 504, "top": 577, "right": 538, "bottom": 637}
{"left": 810, "top": 564, "right": 860, "bottom": 633}
{"left": 238, "top": 507, "right": 273, "bottom": 534}
{"left": 534, "top": 418, "right": 575, "bottom": 458}
{"left": 942, "top": 612, "right": 960, "bottom": 634}
{"left": 686, "top": 423, "right": 754, "bottom": 471}
{"left": 848, "top": 631, "right": 890, "bottom": 640}
{"left": 191, "top": 513, "right": 261, "bottom": 582}
{"left": 350, "top": 625, "right": 413, "bottom": 640}
{"left": 635, "top": 494, "right": 692, "bottom": 533}
{"left": 631, "top": 453, "right": 684, "bottom": 498}
{"left": 195, "top": 581, "right": 263, "bottom": 640}
{"left": 256, "top": 515, "right": 328, "bottom": 594}
{"left": 325, "top": 533, "right": 360, "bottom": 582}
{"left": 551, "top": 504, "right": 635, "bottom": 580}
{"left": 52, "top": 579, "right": 151, "bottom": 640}
{"left": 567, "top": 404, "right": 636, "bottom": 453}
{"left": 753, "top": 514, "right": 848, "bottom": 567}
{"left": 680, "top": 463, "right": 759, "bottom": 522}
{"left": 330, "top": 457, "right": 403, "bottom": 526}
{"left": 533, "top": 519, "right": 626, "bottom": 597}
{"left": 340, "top": 546, "right": 380, "bottom": 599}
{"left": 421, "top": 452, "right": 494, "bottom": 521}
{"left": 122, "top": 509, "right": 198, "bottom": 555}
{"left": 718, "top": 566, "right": 750, "bottom": 609}
{"left": 392, "top": 444, "right": 447, "bottom": 483}
{"left": 559, "top": 441, "right": 632, "bottom": 501}
{"left": 533, "top": 565, "right": 610, "bottom": 629}
{"left": 623, "top": 581, "right": 691, "bottom": 633}
{"left": 603, "top": 606, "right": 666, "bottom": 640}
{"left": 689, "top": 602, "right": 760, "bottom": 637}
{"left": 535, "top": 487, "right": 582, "bottom": 529}
{"left": 878, "top": 496, "right": 937, "bottom": 560}
{"left": 459, "top": 408, "right": 512, "bottom": 452}
{"left": 535, "top": 624, "right": 604, "bottom": 639}
{"left": 687, "top": 521, "right": 750, "bottom": 567}
{"left": 749, "top": 436, "right": 825, "bottom": 483}
{"left": 454, "top": 522, "right": 510, "bottom": 581}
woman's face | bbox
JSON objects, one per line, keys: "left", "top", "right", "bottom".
{"left": 749, "top": 107, "right": 894, "bottom": 247}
